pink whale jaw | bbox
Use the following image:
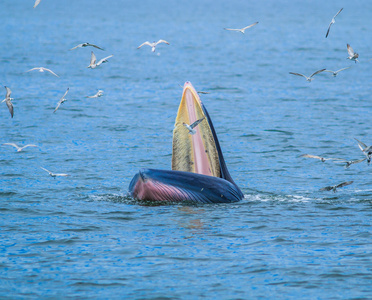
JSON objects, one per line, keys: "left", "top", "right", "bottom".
{"left": 130, "top": 171, "right": 189, "bottom": 202}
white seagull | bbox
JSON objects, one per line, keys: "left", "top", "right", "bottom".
{"left": 86, "top": 90, "right": 104, "bottom": 98}
{"left": 336, "top": 158, "right": 367, "bottom": 169}
{"left": 54, "top": 88, "right": 69, "bottom": 113}
{"left": 224, "top": 22, "right": 258, "bottom": 34}
{"left": 320, "top": 181, "right": 353, "bottom": 193}
{"left": 26, "top": 67, "right": 59, "bottom": 77}
{"left": 2, "top": 86, "right": 14, "bottom": 118}
{"left": 347, "top": 44, "right": 359, "bottom": 63}
{"left": 137, "top": 40, "right": 170, "bottom": 52}
{"left": 87, "top": 51, "right": 113, "bottom": 68}
{"left": 324, "top": 67, "right": 351, "bottom": 77}
{"left": 182, "top": 117, "right": 205, "bottom": 135}
{"left": 40, "top": 167, "right": 69, "bottom": 178}
{"left": 34, "top": 0, "right": 41, "bottom": 8}
{"left": 2, "top": 143, "right": 37, "bottom": 152}
{"left": 325, "top": 8, "right": 343, "bottom": 38}
{"left": 300, "top": 154, "right": 342, "bottom": 162}
{"left": 70, "top": 42, "right": 104, "bottom": 51}
{"left": 289, "top": 69, "right": 326, "bottom": 82}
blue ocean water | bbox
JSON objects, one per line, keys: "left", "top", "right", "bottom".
{"left": 1, "top": 0, "right": 372, "bottom": 298}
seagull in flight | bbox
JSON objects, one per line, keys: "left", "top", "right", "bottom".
{"left": 40, "top": 167, "right": 69, "bottom": 178}
{"left": 87, "top": 51, "right": 113, "bottom": 68}
{"left": 2, "top": 86, "right": 14, "bottom": 118}
{"left": 320, "top": 181, "right": 353, "bottom": 193}
{"left": 354, "top": 138, "right": 372, "bottom": 164}
{"left": 26, "top": 67, "right": 59, "bottom": 77}
{"left": 70, "top": 43, "right": 104, "bottom": 51}
{"left": 325, "top": 8, "right": 343, "bottom": 38}
{"left": 2, "top": 143, "right": 37, "bottom": 152}
{"left": 33, "top": 0, "right": 41, "bottom": 8}
{"left": 182, "top": 118, "right": 205, "bottom": 135}
{"left": 347, "top": 44, "right": 359, "bottom": 63}
{"left": 300, "top": 154, "right": 342, "bottom": 162}
{"left": 324, "top": 67, "right": 351, "bottom": 77}
{"left": 137, "top": 40, "right": 170, "bottom": 52}
{"left": 86, "top": 90, "right": 104, "bottom": 98}
{"left": 289, "top": 69, "right": 326, "bottom": 82}
{"left": 224, "top": 22, "right": 259, "bottom": 34}
{"left": 335, "top": 158, "right": 367, "bottom": 169}
{"left": 54, "top": 88, "right": 69, "bottom": 113}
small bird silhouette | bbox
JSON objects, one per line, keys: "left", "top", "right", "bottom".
{"left": 289, "top": 69, "right": 326, "bottom": 82}
{"left": 320, "top": 181, "right": 353, "bottom": 193}
{"left": 224, "top": 22, "right": 259, "bottom": 34}
{"left": 2, "top": 86, "right": 14, "bottom": 118}
{"left": 70, "top": 42, "right": 104, "bottom": 51}
{"left": 54, "top": 88, "right": 69, "bottom": 113}
{"left": 137, "top": 40, "right": 169, "bottom": 52}
{"left": 40, "top": 167, "right": 69, "bottom": 178}
{"left": 182, "top": 118, "right": 205, "bottom": 135}
{"left": 2, "top": 143, "right": 37, "bottom": 152}
{"left": 324, "top": 67, "right": 351, "bottom": 77}
{"left": 26, "top": 67, "right": 59, "bottom": 77}
{"left": 87, "top": 52, "right": 113, "bottom": 68}
{"left": 325, "top": 8, "right": 343, "bottom": 38}
{"left": 347, "top": 44, "right": 359, "bottom": 63}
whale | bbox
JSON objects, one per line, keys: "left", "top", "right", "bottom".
{"left": 129, "top": 82, "right": 243, "bottom": 203}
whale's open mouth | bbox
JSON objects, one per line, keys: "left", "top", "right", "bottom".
{"left": 172, "top": 81, "right": 220, "bottom": 178}
{"left": 128, "top": 82, "right": 243, "bottom": 203}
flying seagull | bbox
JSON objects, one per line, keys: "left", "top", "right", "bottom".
{"left": 354, "top": 138, "right": 372, "bottom": 164}
{"left": 347, "top": 44, "right": 359, "bottom": 63}
{"left": 40, "top": 167, "right": 69, "bottom": 178}
{"left": 33, "top": 0, "right": 41, "bottom": 8}
{"left": 87, "top": 51, "right": 113, "bottom": 68}
{"left": 336, "top": 158, "right": 367, "bottom": 169}
{"left": 26, "top": 67, "right": 59, "bottom": 77}
{"left": 54, "top": 88, "right": 69, "bottom": 113}
{"left": 137, "top": 40, "right": 170, "bottom": 52}
{"left": 70, "top": 43, "right": 104, "bottom": 51}
{"left": 86, "top": 90, "right": 104, "bottom": 98}
{"left": 182, "top": 117, "right": 205, "bottom": 135}
{"left": 324, "top": 67, "right": 351, "bottom": 77}
{"left": 2, "top": 86, "right": 14, "bottom": 118}
{"left": 325, "top": 8, "right": 343, "bottom": 38}
{"left": 224, "top": 22, "right": 259, "bottom": 34}
{"left": 299, "top": 154, "right": 342, "bottom": 162}
{"left": 2, "top": 143, "right": 37, "bottom": 152}
{"left": 289, "top": 69, "right": 326, "bottom": 82}
{"left": 320, "top": 181, "right": 353, "bottom": 193}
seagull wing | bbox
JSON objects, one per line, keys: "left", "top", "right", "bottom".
{"left": 335, "top": 181, "right": 353, "bottom": 189}
{"left": 289, "top": 72, "right": 308, "bottom": 79}
{"left": 242, "top": 22, "right": 259, "bottom": 31}
{"left": 90, "top": 51, "right": 97, "bottom": 65}
{"left": 26, "top": 67, "right": 40, "bottom": 73}
{"left": 137, "top": 42, "right": 152, "bottom": 49}
{"left": 61, "top": 88, "right": 69, "bottom": 100}
{"left": 97, "top": 55, "right": 113, "bottom": 66}
{"left": 300, "top": 154, "right": 323, "bottom": 160}
{"left": 4, "top": 86, "right": 11, "bottom": 98}
{"left": 34, "top": 0, "right": 41, "bottom": 8}
{"left": 334, "top": 8, "right": 343, "bottom": 19}
{"left": 43, "top": 68, "right": 59, "bottom": 77}
{"left": 155, "top": 40, "right": 169, "bottom": 45}
{"left": 224, "top": 28, "right": 240, "bottom": 31}
{"left": 350, "top": 158, "right": 367, "bottom": 165}
{"left": 40, "top": 167, "right": 52, "bottom": 174}
{"left": 3, "top": 143, "right": 19, "bottom": 150}
{"left": 190, "top": 117, "right": 205, "bottom": 129}
{"left": 325, "top": 23, "right": 332, "bottom": 38}
{"left": 347, "top": 44, "right": 355, "bottom": 56}
{"left": 354, "top": 138, "right": 368, "bottom": 151}
{"left": 335, "top": 67, "right": 351, "bottom": 73}
{"left": 70, "top": 44, "right": 83, "bottom": 50}
{"left": 55, "top": 173, "right": 69, "bottom": 177}
{"left": 320, "top": 186, "right": 334, "bottom": 191}
{"left": 6, "top": 100, "right": 14, "bottom": 118}
{"left": 90, "top": 44, "right": 105, "bottom": 50}
{"left": 53, "top": 101, "right": 62, "bottom": 113}
{"left": 22, "top": 144, "right": 37, "bottom": 150}
{"left": 309, "top": 69, "right": 326, "bottom": 78}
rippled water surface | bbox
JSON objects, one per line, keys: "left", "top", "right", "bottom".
{"left": 1, "top": 0, "right": 372, "bottom": 298}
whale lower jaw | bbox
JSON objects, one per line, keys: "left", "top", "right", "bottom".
{"left": 129, "top": 169, "right": 243, "bottom": 204}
